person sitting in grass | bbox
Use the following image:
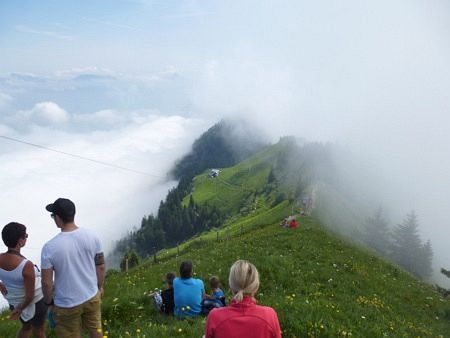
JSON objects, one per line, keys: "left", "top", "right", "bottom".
{"left": 173, "top": 261, "right": 205, "bottom": 318}
{"left": 204, "top": 260, "right": 281, "bottom": 338}
{"left": 208, "top": 276, "right": 226, "bottom": 306}
{"left": 201, "top": 276, "right": 226, "bottom": 315}
{"left": 289, "top": 217, "right": 298, "bottom": 229}
{"left": 161, "top": 272, "right": 176, "bottom": 314}
{"left": 152, "top": 271, "right": 176, "bottom": 315}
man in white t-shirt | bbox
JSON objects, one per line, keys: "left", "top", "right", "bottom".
{"left": 41, "top": 198, "right": 106, "bottom": 338}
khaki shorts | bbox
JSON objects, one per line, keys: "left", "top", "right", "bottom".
{"left": 53, "top": 292, "right": 102, "bottom": 338}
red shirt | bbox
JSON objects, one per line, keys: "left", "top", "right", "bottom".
{"left": 289, "top": 219, "right": 298, "bottom": 229}
{"left": 205, "top": 296, "right": 282, "bottom": 338}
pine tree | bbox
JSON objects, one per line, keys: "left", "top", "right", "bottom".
{"left": 268, "top": 167, "right": 276, "bottom": 183}
{"left": 362, "top": 207, "right": 390, "bottom": 256}
{"left": 419, "top": 240, "right": 433, "bottom": 279}
{"left": 390, "top": 211, "right": 432, "bottom": 279}
{"left": 120, "top": 250, "right": 141, "bottom": 272}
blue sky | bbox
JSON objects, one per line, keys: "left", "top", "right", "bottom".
{"left": 1, "top": 0, "right": 450, "bottom": 287}
{"left": 1, "top": 0, "right": 218, "bottom": 74}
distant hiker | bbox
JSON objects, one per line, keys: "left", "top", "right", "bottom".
{"left": 173, "top": 261, "right": 205, "bottom": 318}
{"left": 151, "top": 271, "right": 176, "bottom": 315}
{"left": 201, "top": 276, "right": 226, "bottom": 315}
{"left": 41, "top": 198, "right": 105, "bottom": 338}
{"left": 280, "top": 218, "right": 288, "bottom": 228}
{"left": 0, "top": 222, "right": 47, "bottom": 338}
{"left": 204, "top": 260, "right": 282, "bottom": 338}
{"left": 289, "top": 218, "right": 298, "bottom": 229}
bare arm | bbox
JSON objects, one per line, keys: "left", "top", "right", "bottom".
{"left": 10, "top": 261, "right": 35, "bottom": 320}
{"left": 41, "top": 268, "right": 54, "bottom": 305}
{"left": 95, "top": 252, "right": 106, "bottom": 295}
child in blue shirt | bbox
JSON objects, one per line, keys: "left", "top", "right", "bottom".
{"left": 201, "top": 275, "right": 226, "bottom": 315}
{"left": 209, "top": 276, "right": 226, "bottom": 306}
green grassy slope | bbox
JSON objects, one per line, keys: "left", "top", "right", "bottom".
{"left": 185, "top": 141, "right": 284, "bottom": 216}
{"left": 100, "top": 217, "right": 450, "bottom": 338}
{"left": 2, "top": 143, "right": 450, "bottom": 337}
{"left": 2, "top": 218, "right": 449, "bottom": 337}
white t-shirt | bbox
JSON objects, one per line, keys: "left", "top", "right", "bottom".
{"left": 41, "top": 227, "right": 102, "bottom": 308}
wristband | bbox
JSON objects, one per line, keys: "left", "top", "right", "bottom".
{"left": 45, "top": 298, "right": 54, "bottom": 306}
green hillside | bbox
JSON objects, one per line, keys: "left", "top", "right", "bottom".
{"left": 184, "top": 140, "right": 286, "bottom": 216}
{"left": 2, "top": 142, "right": 450, "bottom": 337}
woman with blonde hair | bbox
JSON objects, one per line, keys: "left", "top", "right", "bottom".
{"left": 204, "top": 260, "right": 281, "bottom": 338}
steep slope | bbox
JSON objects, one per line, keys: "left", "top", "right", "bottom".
{"left": 3, "top": 215, "right": 449, "bottom": 337}
{"left": 108, "top": 119, "right": 268, "bottom": 264}
{"left": 99, "top": 142, "right": 449, "bottom": 337}
{"left": 102, "top": 218, "right": 450, "bottom": 337}
{"left": 171, "top": 118, "right": 268, "bottom": 180}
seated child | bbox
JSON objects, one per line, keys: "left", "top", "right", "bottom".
{"left": 280, "top": 218, "right": 289, "bottom": 228}
{"left": 209, "top": 276, "right": 226, "bottom": 306}
{"left": 152, "top": 272, "right": 176, "bottom": 315}
{"left": 201, "top": 276, "right": 226, "bottom": 315}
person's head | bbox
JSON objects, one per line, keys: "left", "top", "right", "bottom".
{"left": 210, "top": 276, "right": 220, "bottom": 290}
{"left": 46, "top": 198, "right": 76, "bottom": 225}
{"left": 229, "top": 260, "right": 260, "bottom": 302}
{"left": 179, "top": 261, "right": 193, "bottom": 279}
{"left": 166, "top": 271, "right": 176, "bottom": 288}
{"left": 2, "top": 222, "right": 27, "bottom": 249}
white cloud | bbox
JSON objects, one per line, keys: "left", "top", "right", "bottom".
{"left": 191, "top": 57, "right": 300, "bottom": 142}
{"left": 3, "top": 102, "right": 70, "bottom": 129}
{"left": 55, "top": 67, "right": 117, "bottom": 79}
{"left": 0, "top": 92, "right": 13, "bottom": 110}
{"left": 0, "top": 124, "right": 13, "bottom": 135}
{"left": 30, "top": 102, "right": 70, "bottom": 124}
{"left": 0, "top": 112, "right": 207, "bottom": 269}
{"left": 74, "top": 109, "right": 126, "bottom": 126}
{"left": 15, "top": 25, "right": 74, "bottom": 41}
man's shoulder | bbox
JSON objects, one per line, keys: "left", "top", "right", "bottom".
{"left": 43, "top": 233, "right": 63, "bottom": 249}
{"left": 76, "top": 227, "right": 100, "bottom": 240}
{"left": 77, "top": 226, "right": 94, "bottom": 235}
{"left": 193, "top": 278, "right": 204, "bottom": 288}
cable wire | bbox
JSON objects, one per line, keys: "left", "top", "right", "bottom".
{"left": 0, "top": 135, "right": 165, "bottom": 178}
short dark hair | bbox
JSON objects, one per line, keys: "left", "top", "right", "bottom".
{"left": 179, "top": 261, "right": 193, "bottom": 279}
{"left": 210, "top": 276, "right": 220, "bottom": 289}
{"left": 2, "top": 222, "right": 27, "bottom": 248}
{"left": 166, "top": 272, "right": 176, "bottom": 285}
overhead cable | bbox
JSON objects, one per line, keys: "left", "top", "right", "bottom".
{"left": 0, "top": 135, "right": 165, "bottom": 178}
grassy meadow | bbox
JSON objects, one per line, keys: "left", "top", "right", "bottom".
{"left": 2, "top": 214, "right": 449, "bottom": 337}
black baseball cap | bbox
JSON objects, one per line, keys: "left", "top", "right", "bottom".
{"left": 46, "top": 198, "right": 76, "bottom": 219}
